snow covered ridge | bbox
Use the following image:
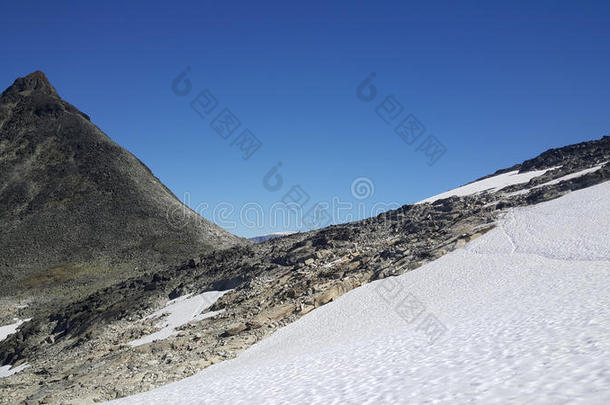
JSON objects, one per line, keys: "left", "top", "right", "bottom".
{"left": 417, "top": 167, "right": 557, "bottom": 203}
{"left": 418, "top": 160, "right": 609, "bottom": 205}
{"left": 506, "top": 163, "right": 607, "bottom": 197}
{"left": 109, "top": 182, "right": 610, "bottom": 405}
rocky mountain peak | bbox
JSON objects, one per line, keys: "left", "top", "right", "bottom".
{"left": 2, "top": 70, "right": 59, "bottom": 98}
{"left": 0, "top": 72, "right": 244, "bottom": 305}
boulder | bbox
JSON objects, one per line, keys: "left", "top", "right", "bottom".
{"left": 223, "top": 324, "right": 247, "bottom": 337}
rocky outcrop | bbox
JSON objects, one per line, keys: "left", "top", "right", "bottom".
{"left": 519, "top": 136, "right": 610, "bottom": 172}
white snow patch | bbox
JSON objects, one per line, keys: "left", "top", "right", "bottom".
{"left": 128, "top": 291, "right": 229, "bottom": 347}
{"left": 0, "top": 318, "right": 31, "bottom": 379}
{"left": 0, "top": 318, "right": 31, "bottom": 343}
{"left": 0, "top": 363, "right": 29, "bottom": 378}
{"left": 111, "top": 181, "right": 610, "bottom": 405}
{"left": 418, "top": 167, "right": 557, "bottom": 204}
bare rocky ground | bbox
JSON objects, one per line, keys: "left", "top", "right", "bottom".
{"left": 0, "top": 137, "right": 609, "bottom": 404}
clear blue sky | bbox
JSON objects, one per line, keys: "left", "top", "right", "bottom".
{"left": 1, "top": 1, "right": 609, "bottom": 237}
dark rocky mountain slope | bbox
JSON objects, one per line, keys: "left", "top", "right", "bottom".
{"left": 0, "top": 72, "right": 243, "bottom": 304}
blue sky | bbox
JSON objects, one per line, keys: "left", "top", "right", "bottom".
{"left": 1, "top": 0, "right": 609, "bottom": 237}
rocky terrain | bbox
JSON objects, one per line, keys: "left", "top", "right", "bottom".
{"left": 0, "top": 128, "right": 608, "bottom": 402}
{"left": 0, "top": 72, "right": 244, "bottom": 309}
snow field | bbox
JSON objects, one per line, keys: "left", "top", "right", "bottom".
{"left": 111, "top": 181, "right": 610, "bottom": 404}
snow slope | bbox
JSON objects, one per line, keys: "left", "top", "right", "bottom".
{"left": 111, "top": 182, "right": 610, "bottom": 405}
{"left": 417, "top": 167, "right": 555, "bottom": 203}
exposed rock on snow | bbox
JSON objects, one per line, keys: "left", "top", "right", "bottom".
{"left": 505, "top": 162, "right": 607, "bottom": 197}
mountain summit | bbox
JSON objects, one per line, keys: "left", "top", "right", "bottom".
{"left": 2, "top": 71, "right": 59, "bottom": 98}
{"left": 0, "top": 71, "right": 243, "bottom": 302}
